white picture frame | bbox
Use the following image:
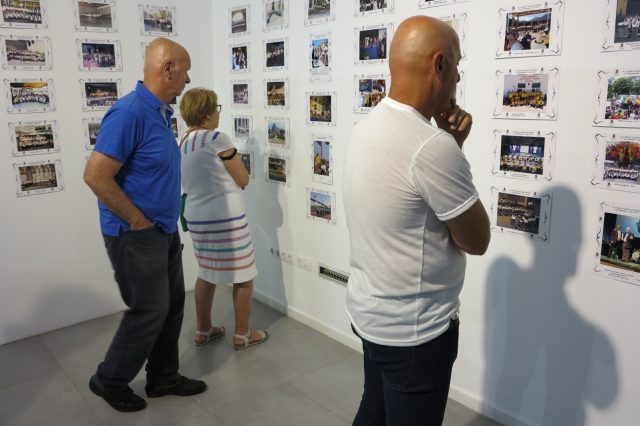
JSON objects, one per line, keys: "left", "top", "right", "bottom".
{"left": 266, "top": 153, "right": 290, "bottom": 186}
{"left": 238, "top": 150, "right": 255, "bottom": 177}
{"left": 4, "top": 78, "right": 55, "bottom": 114}
{"left": 602, "top": 0, "right": 640, "bottom": 52}
{"left": 77, "top": 38, "right": 122, "bottom": 72}
{"left": 9, "top": 119, "right": 59, "bottom": 156}
{"left": 1, "top": 35, "right": 52, "bottom": 71}
{"left": 305, "top": 0, "right": 335, "bottom": 26}
{"left": 490, "top": 186, "right": 552, "bottom": 241}
{"left": 0, "top": 0, "right": 48, "bottom": 28}
{"left": 73, "top": 0, "right": 117, "bottom": 32}
{"left": 266, "top": 116, "right": 290, "bottom": 149}
{"left": 233, "top": 115, "right": 253, "bottom": 142}
{"left": 82, "top": 116, "right": 102, "bottom": 150}
{"left": 230, "top": 4, "right": 250, "bottom": 37}
{"left": 355, "top": 0, "right": 394, "bottom": 17}
{"left": 592, "top": 131, "right": 640, "bottom": 194}
{"left": 264, "top": 78, "right": 288, "bottom": 110}
{"left": 79, "top": 78, "right": 120, "bottom": 111}
{"left": 354, "top": 74, "right": 389, "bottom": 113}
{"left": 310, "top": 32, "right": 331, "bottom": 82}
{"left": 264, "top": 37, "right": 288, "bottom": 71}
{"left": 264, "top": 0, "right": 288, "bottom": 32}
{"left": 139, "top": 4, "right": 176, "bottom": 37}
{"left": 493, "top": 67, "right": 560, "bottom": 120}
{"left": 13, "top": 158, "right": 64, "bottom": 197}
{"left": 307, "top": 188, "right": 337, "bottom": 224}
{"left": 230, "top": 42, "right": 250, "bottom": 73}
{"left": 307, "top": 92, "right": 336, "bottom": 126}
{"left": 354, "top": 23, "right": 393, "bottom": 65}
{"left": 311, "top": 135, "right": 333, "bottom": 185}
{"left": 491, "top": 128, "right": 556, "bottom": 182}
{"left": 593, "top": 68, "right": 640, "bottom": 128}
{"left": 231, "top": 80, "right": 252, "bottom": 109}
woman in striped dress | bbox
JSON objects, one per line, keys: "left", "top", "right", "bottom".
{"left": 179, "top": 88, "right": 267, "bottom": 349}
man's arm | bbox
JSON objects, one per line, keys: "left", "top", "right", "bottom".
{"left": 444, "top": 199, "right": 491, "bottom": 255}
{"left": 83, "top": 151, "right": 153, "bottom": 230}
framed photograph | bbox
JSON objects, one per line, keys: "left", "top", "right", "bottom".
{"left": 0, "top": 0, "right": 47, "bottom": 28}
{"left": 9, "top": 120, "right": 59, "bottom": 156}
{"left": 4, "top": 79, "right": 55, "bottom": 113}
{"left": 81, "top": 116, "right": 102, "bottom": 149}
{"left": 497, "top": 2, "right": 564, "bottom": 59}
{"left": 238, "top": 150, "right": 254, "bottom": 177}
{"left": 492, "top": 129, "right": 556, "bottom": 181}
{"left": 602, "top": 0, "right": 640, "bottom": 52}
{"left": 264, "top": 0, "right": 287, "bottom": 31}
{"left": 13, "top": 159, "right": 64, "bottom": 197}
{"left": 595, "top": 202, "right": 640, "bottom": 285}
{"left": 592, "top": 131, "right": 640, "bottom": 193}
{"left": 1, "top": 35, "right": 52, "bottom": 70}
{"left": 233, "top": 115, "right": 253, "bottom": 141}
{"left": 230, "top": 42, "right": 249, "bottom": 73}
{"left": 355, "top": 23, "right": 393, "bottom": 65}
{"left": 73, "top": 0, "right": 117, "bottom": 32}
{"left": 490, "top": 186, "right": 552, "bottom": 241}
{"left": 418, "top": 0, "right": 469, "bottom": 8}
{"left": 266, "top": 117, "right": 290, "bottom": 148}
{"left": 80, "top": 79, "right": 120, "bottom": 111}
{"left": 310, "top": 33, "right": 331, "bottom": 81}
{"left": 305, "top": 0, "right": 334, "bottom": 26}
{"left": 311, "top": 136, "right": 333, "bottom": 185}
{"left": 456, "top": 68, "right": 466, "bottom": 108}
{"left": 77, "top": 39, "right": 122, "bottom": 71}
{"left": 493, "top": 67, "right": 559, "bottom": 120}
{"left": 355, "top": 0, "right": 393, "bottom": 17}
{"left": 434, "top": 11, "right": 468, "bottom": 61}
{"left": 230, "top": 4, "right": 249, "bottom": 36}
{"left": 231, "top": 80, "right": 251, "bottom": 108}
{"left": 266, "top": 154, "right": 290, "bottom": 185}
{"left": 170, "top": 115, "right": 185, "bottom": 140}
{"left": 307, "top": 92, "right": 336, "bottom": 126}
{"left": 354, "top": 74, "right": 388, "bottom": 113}
{"left": 594, "top": 69, "right": 640, "bottom": 128}
{"left": 264, "top": 37, "right": 287, "bottom": 71}
{"left": 265, "top": 78, "right": 288, "bottom": 110}
{"left": 307, "top": 188, "right": 336, "bottom": 224}
{"left": 139, "top": 5, "right": 176, "bottom": 36}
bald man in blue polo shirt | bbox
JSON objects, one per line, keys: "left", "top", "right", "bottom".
{"left": 84, "top": 38, "right": 206, "bottom": 412}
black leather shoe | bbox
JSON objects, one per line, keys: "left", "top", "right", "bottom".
{"left": 145, "top": 376, "right": 207, "bottom": 398}
{"left": 89, "top": 375, "right": 146, "bottom": 412}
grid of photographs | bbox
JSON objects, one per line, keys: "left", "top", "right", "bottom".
{"left": 490, "top": 187, "right": 552, "bottom": 241}
{"left": 305, "top": 0, "right": 334, "bottom": 26}
{"left": 266, "top": 154, "right": 289, "bottom": 185}
{"left": 264, "top": 37, "right": 287, "bottom": 71}
{"left": 592, "top": 132, "right": 640, "bottom": 193}
{"left": 233, "top": 115, "right": 252, "bottom": 142}
{"left": 355, "top": 23, "right": 392, "bottom": 65}
{"left": 311, "top": 136, "right": 332, "bottom": 185}
{"left": 418, "top": 0, "right": 469, "bottom": 8}
{"left": 355, "top": 0, "right": 393, "bottom": 17}
{"left": 4, "top": 79, "right": 55, "bottom": 113}
{"left": 0, "top": 0, "right": 47, "bottom": 28}
{"left": 9, "top": 120, "right": 59, "bottom": 156}
{"left": 493, "top": 68, "right": 559, "bottom": 120}
{"left": 238, "top": 150, "right": 254, "bottom": 177}
{"left": 77, "top": 39, "right": 121, "bottom": 72}
{"left": 492, "top": 129, "right": 555, "bottom": 181}
{"left": 231, "top": 43, "right": 249, "bottom": 73}
{"left": 310, "top": 33, "right": 331, "bottom": 81}
{"left": 80, "top": 79, "right": 119, "bottom": 111}
{"left": 230, "top": 4, "right": 249, "bottom": 37}
{"left": 266, "top": 117, "right": 290, "bottom": 148}
{"left": 354, "top": 75, "right": 388, "bottom": 113}
{"left": 139, "top": 5, "right": 176, "bottom": 36}
{"left": 231, "top": 80, "right": 251, "bottom": 108}
{"left": 594, "top": 69, "right": 640, "bottom": 128}
{"left": 307, "top": 188, "right": 336, "bottom": 224}
{"left": 13, "top": 159, "right": 64, "bottom": 196}
{"left": 307, "top": 92, "right": 336, "bottom": 126}
{"left": 265, "top": 78, "right": 288, "bottom": 109}
{"left": 1, "top": 35, "right": 51, "bottom": 70}
{"left": 602, "top": 0, "right": 640, "bottom": 52}
{"left": 264, "top": 0, "right": 287, "bottom": 32}
{"left": 73, "top": 0, "right": 116, "bottom": 32}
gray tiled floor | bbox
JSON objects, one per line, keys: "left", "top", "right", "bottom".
{"left": 0, "top": 285, "right": 501, "bottom": 426}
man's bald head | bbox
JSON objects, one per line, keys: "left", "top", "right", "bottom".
{"left": 143, "top": 38, "right": 191, "bottom": 103}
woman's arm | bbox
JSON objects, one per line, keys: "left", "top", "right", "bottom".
{"left": 220, "top": 148, "right": 249, "bottom": 189}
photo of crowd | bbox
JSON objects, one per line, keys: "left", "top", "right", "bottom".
{"left": 605, "top": 75, "right": 640, "bottom": 121}
{"left": 18, "top": 162, "right": 57, "bottom": 191}
{"left": 239, "top": 152, "right": 252, "bottom": 176}
{"left": 78, "top": 1, "right": 113, "bottom": 29}
{"left": 309, "top": 95, "right": 332, "bottom": 123}
{"left": 81, "top": 42, "right": 116, "bottom": 69}
{"left": 499, "top": 135, "right": 545, "bottom": 175}
{"left": 359, "top": 0, "right": 388, "bottom": 12}
{"left": 266, "top": 81, "right": 286, "bottom": 107}
{"left": 1, "top": 0, "right": 42, "bottom": 25}
{"left": 307, "top": 0, "right": 331, "bottom": 20}
{"left": 604, "top": 140, "right": 640, "bottom": 184}
{"left": 496, "top": 192, "right": 542, "bottom": 235}
{"left": 309, "top": 191, "right": 332, "bottom": 221}
{"left": 601, "top": 212, "right": 640, "bottom": 272}
{"left": 504, "top": 8, "right": 552, "bottom": 51}
{"left": 359, "top": 27, "right": 387, "bottom": 61}
{"left": 313, "top": 139, "right": 331, "bottom": 178}
{"left": 9, "top": 81, "right": 50, "bottom": 109}
{"left": 232, "top": 83, "right": 249, "bottom": 105}
{"left": 265, "top": 0, "right": 285, "bottom": 29}
{"left": 357, "top": 78, "right": 386, "bottom": 109}
{"left": 231, "top": 46, "right": 247, "bottom": 71}
{"left": 615, "top": 0, "right": 640, "bottom": 44}
{"left": 267, "top": 120, "right": 287, "bottom": 145}
{"left": 234, "top": 117, "right": 251, "bottom": 139}
{"left": 84, "top": 82, "right": 118, "bottom": 108}
{"left": 142, "top": 6, "right": 173, "bottom": 34}
{"left": 4, "top": 38, "right": 46, "bottom": 66}
{"left": 268, "top": 156, "right": 287, "bottom": 183}
{"left": 231, "top": 7, "right": 247, "bottom": 34}
{"left": 15, "top": 123, "right": 54, "bottom": 152}
{"left": 502, "top": 74, "right": 548, "bottom": 113}
{"left": 265, "top": 40, "right": 285, "bottom": 68}
{"left": 311, "top": 37, "right": 329, "bottom": 73}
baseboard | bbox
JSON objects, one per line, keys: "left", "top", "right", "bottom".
{"left": 449, "top": 385, "right": 535, "bottom": 426}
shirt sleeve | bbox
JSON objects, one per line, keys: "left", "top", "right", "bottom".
{"left": 93, "top": 108, "right": 138, "bottom": 163}
{"left": 209, "top": 131, "right": 236, "bottom": 156}
{"left": 411, "top": 132, "right": 479, "bottom": 222}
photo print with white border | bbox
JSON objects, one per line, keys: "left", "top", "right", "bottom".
{"left": 311, "top": 135, "right": 333, "bottom": 185}
{"left": 496, "top": 1, "right": 564, "bottom": 59}
{"left": 490, "top": 186, "right": 552, "bottom": 241}
{"left": 594, "top": 201, "right": 640, "bottom": 286}
{"left": 602, "top": 0, "right": 640, "bottom": 52}
{"left": 354, "top": 74, "right": 389, "bottom": 113}
{"left": 594, "top": 68, "right": 640, "bottom": 128}
{"left": 266, "top": 117, "right": 290, "bottom": 148}
{"left": 493, "top": 67, "right": 559, "bottom": 120}
{"left": 139, "top": 5, "right": 176, "bottom": 36}
{"left": 355, "top": 23, "right": 393, "bottom": 65}
{"left": 264, "top": 37, "right": 287, "bottom": 71}
{"left": 9, "top": 119, "right": 59, "bottom": 156}
{"left": 592, "top": 131, "right": 640, "bottom": 193}
{"left": 310, "top": 33, "right": 331, "bottom": 82}
{"left": 456, "top": 69, "right": 466, "bottom": 108}
{"left": 264, "top": 0, "right": 287, "bottom": 32}
{"left": 418, "top": 0, "right": 469, "bottom": 8}
{"left": 4, "top": 78, "right": 55, "bottom": 113}
{"left": 13, "top": 158, "right": 64, "bottom": 197}
{"left": 355, "top": 0, "right": 393, "bottom": 17}
{"left": 265, "top": 78, "right": 288, "bottom": 110}
{"left": 231, "top": 42, "right": 250, "bottom": 73}
{"left": 233, "top": 115, "right": 253, "bottom": 142}
{"left": 230, "top": 4, "right": 250, "bottom": 37}
{"left": 73, "top": 0, "right": 117, "bottom": 32}
{"left": 77, "top": 39, "right": 122, "bottom": 72}
{"left": 305, "top": 0, "right": 334, "bottom": 26}
{"left": 266, "top": 154, "right": 290, "bottom": 186}
{"left": 80, "top": 79, "right": 120, "bottom": 111}
{"left": 307, "top": 92, "right": 336, "bottom": 126}
{"left": 82, "top": 116, "right": 102, "bottom": 150}
{"left": 492, "top": 129, "right": 556, "bottom": 181}
{"left": 1, "top": 35, "right": 52, "bottom": 71}
{"left": 238, "top": 150, "right": 254, "bottom": 177}
{"left": 0, "top": 0, "right": 47, "bottom": 28}
{"left": 429, "top": 10, "right": 468, "bottom": 61}
{"left": 231, "top": 80, "right": 251, "bottom": 109}
{"left": 307, "top": 188, "right": 336, "bottom": 224}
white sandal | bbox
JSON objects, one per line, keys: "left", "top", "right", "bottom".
{"left": 194, "top": 325, "right": 225, "bottom": 346}
{"left": 234, "top": 329, "right": 268, "bottom": 350}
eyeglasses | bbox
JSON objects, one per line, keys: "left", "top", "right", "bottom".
{"left": 216, "top": 104, "right": 222, "bottom": 112}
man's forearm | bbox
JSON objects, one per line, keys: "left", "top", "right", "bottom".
{"left": 87, "top": 179, "right": 150, "bottom": 229}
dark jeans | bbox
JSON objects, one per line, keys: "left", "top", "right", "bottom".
{"left": 353, "top": 319, "right": 459, "bottom": 426}
{"left": 96, "top": 227, "right": 185, "bottom": 391}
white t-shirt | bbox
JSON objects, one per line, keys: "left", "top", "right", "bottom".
{"left": 343, "top": 97, "right": 479, "bottom": 347}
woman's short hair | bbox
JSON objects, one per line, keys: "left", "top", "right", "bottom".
{"left": 179, "top": 87, "right": 218, "bottom": 127}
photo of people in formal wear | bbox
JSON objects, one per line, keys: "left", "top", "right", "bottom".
{"left": 77, "top": 1, "right": 113, "bottom": 29}
{"left": 499, "top": 135, "right": 545, "bottom": 176}
{"left": 14, "top": 122, "right": 54, "bottom": 153}
{"left": 600, "top": 212, "right": 640, "bottom": 272}
{"left": 496, "top": 192, "right": 542, "bottom": 235}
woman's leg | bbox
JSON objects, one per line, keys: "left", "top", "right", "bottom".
{"left": 232, "top": 280, "right": 265, "bottom": 345}
{"left": 194, "top": 277, "right": 222, "bottom": 344}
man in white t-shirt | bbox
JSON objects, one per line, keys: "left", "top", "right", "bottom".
{"left": 343, "top": 16, "right": 490, "bottom": 426}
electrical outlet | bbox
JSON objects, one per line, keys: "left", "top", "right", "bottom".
{"left": 297, "top": 255, "right": 312, "bottom": 271}
{"left": 280, "top": 249, "right": 295, "bottom": 265}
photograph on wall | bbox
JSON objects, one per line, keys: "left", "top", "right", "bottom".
{"left": 592, "top": 131, "right": 640, "bottom": 193}
{"left": 493, "top": 68, "right": 559, "bottom": 120}
{"left": 264, "top": 0, "right": 287, "bottom": 31}
{"left": 602, "top": 0, "right": 640, "bottom": 52}
{"left": 231, "top": 80, "right": 251, "bottom": 108}
{"left": 497, "top": 2, "right": 564, "bottom": 59}
{"left": 233, "top": 115, "right": 252, "bottom": 141}
{"left": 307, "top": 188, "right": 336, "bottom": 224}
{"left": 1, "top": 35, "right": 51, "bottom": 70}
{"left": 77, "top": 39, "right": 122, "bottom": 72}
{"left": 231, "top": 43, "right": 249, "bottom": 73}
{"left": 456, "top": 69, "right": 466, "bottom": 108}
{"left": 418, "top": 0, "right": 469, "bottom": 8}
{"left": 170, "top": 116, "right": 185, "bottom": 139}
{"left": 595, "top": 202, "right": 640, "bottom": 285}
{"left": 311, "top": 136, "right": 333, "bottom": 185}
{"left": 4, "top": 79, "right": 54, "bottom": 113}
{"left": 9, "top": 120, "right": 59, "bottom": 156}
{"left": 356, "top": 0, "right": 393, "bottom": 17}
{"left": 238, "top": 150, "right": 254, "bottom": 177}
{"left": 82, "top": 116, "right": 102, "bottom": 149}
{"left": 80, "top": 79, "right": 119, "bottom": 111}
{"left": 490, "top": 186, "right": 552, "bottom": 241}
{"left": 0, "top": 0, "right": 47, "bottom": 28}
{"left": 354, "top": 74, "right": 388, "bottom": 113}
{"left": 594, "top": 69, "right": 640, "bottom": 128}
{"left": 307, "top": 92, "right": 336, "bottom": 126}
{"left": 13, "top": 159, "right": 63, "bottom": 197}
{"left": 264, "top": 37, "right": 287, "bottom": 71}
{"left": 266, "top": 117, "right": 290, "bottom": 148}
{"left": 230, "top": 4, "right": 249, "bottom": 36}
{"left": 266, "top": 154, "right": 289, "bottom": 185}
{"left": 355, "top": 23, "right": 392, "bottom": 65}
{"left": 73, "top": 1, "right": 116, "bottom": 32}
{"left": 305, "top": 0, "right": 334, "bottom": 26}
{"left": 492, "top": 129, "right": 555, "bottom": 181}
{"left": 265, "top": 78, "right": 288, "bottom": 110}
{"left": 140, "top": 5, "right": 176, "bottom": 36}
{"left": 310, "top": 33, "right": 331, "bottom": 81}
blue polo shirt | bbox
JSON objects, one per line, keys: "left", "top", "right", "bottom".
{"left": 94, "top": 81, "right": 180, "bottom": 236}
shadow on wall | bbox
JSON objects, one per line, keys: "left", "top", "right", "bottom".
{"left": 483, "top": 185, "right": 618, "bottom": 426}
